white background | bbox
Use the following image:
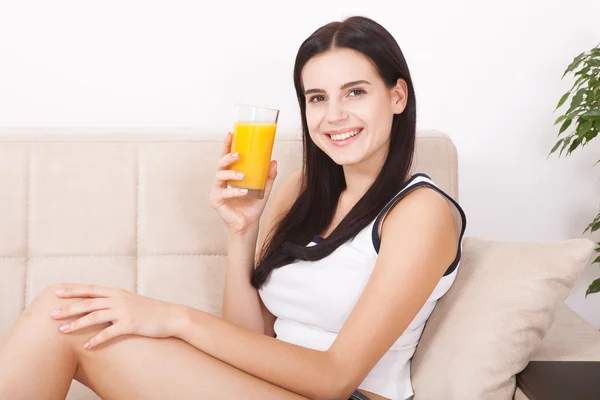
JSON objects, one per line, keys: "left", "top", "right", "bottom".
{"left": 1, "top": 0, "right": 600, "bottom": 327}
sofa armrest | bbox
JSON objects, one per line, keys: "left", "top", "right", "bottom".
{"left": 516, "top": 360, "right": 600, "bottom": 400}
{"left": 513, "top": 303, "right": 600, "bottom": 400}
{"left": 530, "top": 303, "right": 600, "bottom": 361}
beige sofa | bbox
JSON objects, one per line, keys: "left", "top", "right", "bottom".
{"left": 1, "top": 129, "right": 599, "bottom": 400}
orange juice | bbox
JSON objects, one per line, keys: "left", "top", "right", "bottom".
{"left": 228, "top": 121, "right": 277, "bottom": 198}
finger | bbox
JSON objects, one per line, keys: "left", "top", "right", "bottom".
{"left": 216, "top": 170, "right": 244, "bottom": 183}
{"left": 216, "top": 152, "right": 240, "bottom": 170}
{"left": 220, "top": 187, "right": 249, "bottom": 199}
{"left": 55, "top": 284, "right": 122, "bottom": 299}
{"left": 220, "top": 132, "right": 233, "bottom": 157}
{"left": 210, "top": 186, "right": 249, "bottom": 209}
{"left": 267, "top": 160, "right": 278, "bottom": 180}
{"left": 83, "top": 323, "right": 122, "bottom": 350}
{"left": 58, "top": 310, "right": 114, "bottom": 334}
{"left": 50, "top": 298, "right": 111, "bottom": 320}
{"left": 210, "top": 176, "right": 248, "bottom": 208}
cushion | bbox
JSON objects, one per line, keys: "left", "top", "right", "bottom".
{"left": 410, "top": 236, "right": 595, "bottom": 400}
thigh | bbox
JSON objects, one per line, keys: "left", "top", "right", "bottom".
{"left": 74, "top": 325, "right": 309, "bottom": 400}
{"left": 11, "top": 284, "right": 310, "bottom": 400}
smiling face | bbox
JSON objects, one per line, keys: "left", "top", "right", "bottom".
{"left": 301, "top": 48, "right": 407, "bottom": 168}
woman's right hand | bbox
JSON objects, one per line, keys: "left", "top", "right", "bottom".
{"left": 209, "top": 132, "right": 278, "bottom": 235}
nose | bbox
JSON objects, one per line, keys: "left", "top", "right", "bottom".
{"left": 326, "top": 100, "right": 348, "bottom": 124}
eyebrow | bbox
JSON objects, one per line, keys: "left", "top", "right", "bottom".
{"left": 304, "top": 80, "right": 372, "bottom": 96}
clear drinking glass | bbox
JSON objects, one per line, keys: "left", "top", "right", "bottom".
{"left": 226, "top": 104, "right": 279, "bottom": 199}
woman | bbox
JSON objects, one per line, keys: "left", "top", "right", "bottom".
{"left": 0, "top": 16, "right": 465, "bottom": 400}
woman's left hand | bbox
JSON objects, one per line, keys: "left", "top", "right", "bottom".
{"left": 49, "top": 284, "right": 187, "bottom": 349}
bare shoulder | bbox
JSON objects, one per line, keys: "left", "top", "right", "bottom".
{"left": 380, "top": 186, "right": 458, "bottom": 261}
{"left": 393, "top": 185, "right": 453, "bottom": 219}
{"left": 380, "top": 184, "right": 456, "bottom": 230}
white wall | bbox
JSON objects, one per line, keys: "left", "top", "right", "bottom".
{"left": 1, "top": 0, "right": 600, "bottom": 327}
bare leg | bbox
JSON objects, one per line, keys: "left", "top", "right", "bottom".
{"left": 0, "top": 284, "right": 309, "bottom": 400}
{"left": 0, "top": 284, "right": 85, "bottom": 400}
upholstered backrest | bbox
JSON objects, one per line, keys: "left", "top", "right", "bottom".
{"left": 0, "top": 129, "right": 458, "bottom": 398}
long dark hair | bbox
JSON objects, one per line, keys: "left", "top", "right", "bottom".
{"left": 251, "top": 16, "right": 417, "bottom": 289}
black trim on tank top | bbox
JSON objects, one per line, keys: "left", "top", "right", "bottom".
{"left": 371, "top": 174, "right": 467, "bottom": 276}
{"left": 311, "top": 174, "right": 432, "bottom": 245}
{"left": 312, "top": 235, "right": 324, "bottom": 243}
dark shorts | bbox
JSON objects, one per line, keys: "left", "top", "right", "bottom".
{"left": 349, "top": 390, "right": 371, "bottom": 400}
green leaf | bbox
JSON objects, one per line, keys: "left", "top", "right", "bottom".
{"left": 563, "top": 51, "right": 587, "bottom": 78}
{"left": 577, "top": 119, "right": 594, "bottom": 138}
{"left": 585, "top": 214, "right": 600, "bottom": 233}
{"left": 559, "top": 135, "right": 573, "bottom": 156}
{"left": 585, "top": 278, "right": 600, "bottom": 297}
{"left": 566, "top": 88, "right": 586, "bottom": 114}
{"left": 554, "top": 114, "right": 568, "bottom": 125}
{"left": 574, "top": 66, "right": 591, "bottom": 77}
{"left": 559, "top": 118, "right": 573, "bottom": 134}
{"left": 568, "top": 137, "right": 582, "bottom": 153}
{"left": 585, "top": 220, "right": 599, "bottom": 233}
{"left": 593, "top": 256, "right": 600, "bottom": 264}
{"left": 555, "top": 92, "right": 571, "bottom": 110}
{"left": 586, "top": 88, "right": 596, "bottom": 99}
{"left": 589, "top": 59, "right": 600, "bottom": 67}
{"left": 595, "top": 120, "right": 600, "bottom": 131}
{"left": 549, "top": 139, "right": 564, "bottom": 156}
{"left": 582, "top": 110, "right": 600, "bottom": 120}
{"left": 570, "top": 73, "right": 590, "bottom": 92}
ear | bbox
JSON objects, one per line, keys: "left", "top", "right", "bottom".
{"left": 390, "top": 78, "right": 408, "bottom": 114}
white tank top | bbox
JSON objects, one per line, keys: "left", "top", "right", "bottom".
{"left": 259, "top": 174, "right": 467, "bottom": 400}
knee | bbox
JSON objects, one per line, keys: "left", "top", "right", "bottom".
{"left": 20, "top": 283, "right": 91, "bottom": 343}
{"left": 24, "top": 283, "right": 73, "bottom": 317}
{"left": 13, "top": 284, "right": 85, "bottom": 355}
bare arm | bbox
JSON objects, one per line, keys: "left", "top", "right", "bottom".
{"left": 221, "top": 169, "right": 302, "bottom": 336}
{"left": 221, "top": 225, "right": 264, "bottom": 333}
{"left": 176, "top": 187, "right": 458, "bottom": 400}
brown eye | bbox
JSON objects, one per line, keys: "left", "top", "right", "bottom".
{"left": 309, "top": 95, "right": 326, "bottom": 103}
{"left": 349, "top": 89, "right": 366, "bottom": 97}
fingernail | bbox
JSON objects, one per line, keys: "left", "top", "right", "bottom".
{"left": 240, "top": 189, "right": 248, "bottom": 193}
{"left": 49, "top": 309, "right": 60, "bottom": 317}
{"left": 59, "top": 324, "right": 69, "bottom": 332}
{"left": 83, "top": 342, "right": 90, "bottom": 349}
{"left": 55, "top": 289, "right": 65, "bottom": 295}
{"left": 232, "top": 152, "right": 239, "bottom": 158}
{"left": 235, "top": 172, "right": 244, "bottom": 178}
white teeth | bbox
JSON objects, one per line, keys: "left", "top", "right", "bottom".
{"left": 330, "top": 129, "right": 361, "bottom": 141}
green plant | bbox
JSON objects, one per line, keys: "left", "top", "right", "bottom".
{"left": 550, "top": 43, "right": 600, "bottom": 297}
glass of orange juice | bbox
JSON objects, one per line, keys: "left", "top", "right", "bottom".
{"left": 227, "top": 104, "right": 279, "bottom": 200}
